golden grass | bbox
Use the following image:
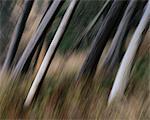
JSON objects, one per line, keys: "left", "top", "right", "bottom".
{"left": 0, "top": 50, "right": 149, "bottom": 119}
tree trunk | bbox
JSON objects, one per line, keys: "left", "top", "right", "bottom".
{"left": 107, "top": 1, "right": 148, "bottom": 72}
{"left": 1, "top": 0, "right": 34, "bottom": 74}
{"left": 102, "top": 0, "right": 138, "bottom": 72}
{"left": 24, "top": 0, "right": 78, "bottom": 108}
{"left": 54, "top": 0, "right": 113, "bottom": 80}
{"left": 108, "top": 0, "right": 150, "bottom": 105}
{"left": 22, "top": 1, "right": 52, "bottom": 73}
{"left": 11, "top": 0, "right": 64, "bottom": 79}
{"left": 76, "top": 1, "right": 128, "bottom": 81}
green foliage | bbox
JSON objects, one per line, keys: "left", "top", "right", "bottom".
{"left": 59, "top": 1, "right": 104, "bottom": 54}
{"left": 44, "top": 1, "right": 104, "bottom": 54}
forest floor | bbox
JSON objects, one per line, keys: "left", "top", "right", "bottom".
{"left": 0, "top": 32, "right": 149, "bottom": 119}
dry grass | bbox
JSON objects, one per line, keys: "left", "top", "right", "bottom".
{"left": 0, "top": 49, "right": 149, "bottom": 119}
{"left": 1, "top": 1, "right": 149, "bottom": 119}
{"left": 0, "top": 31, "right": 149, "bottom": 119}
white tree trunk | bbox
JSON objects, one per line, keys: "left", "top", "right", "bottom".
{"left": 11, "top": 0, "right": 63, "bottom": 78}
{"left": 102, "top": 0, "right": 137, "bottom": 68}
{"left": 24, "top": 0, "right": 78, "bottom": 108}
{"left": 108, "top": 0, "right": 150, "bottom": 105}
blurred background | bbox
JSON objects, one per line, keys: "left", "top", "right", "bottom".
{"left": 0, "top": 0, "right": 150, "bottom": 119}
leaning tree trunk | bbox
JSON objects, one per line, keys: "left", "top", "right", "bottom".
{"left": 31, "top": 2, "right": 52, "bottom": 71}
{"left": 102, "top": 0, "right": 137, "bottom": 72}
{"left": 1, "top": 0, "right": 34, "bottom": 74}
{"left": 22, "top": 1, "right": 52, "bottom": 73}
{"left": 76, "top": 1, "right": 127, "bottom": 81}
{"left": 24, "top": 0, "right": 78, "bottom": 108}
{"left": 108, "top": 0, "right": 150, "bottom": 105}
{"left": 11, "top": 0, "right": 63, "bottom": 79}
{"left": 106, "top": 1, "right": 148, "bottom": 72}
{"left": 55, "top": 0, "right": 113, "bottom": 78}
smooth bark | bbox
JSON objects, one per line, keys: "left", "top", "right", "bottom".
{"left": 108, "top": 0, "right": 150, "bottom": 105}
{"left": 24, "top": 0, "right": 78, "bottom": 108}
{"left": 11, "top": 0, "right": 63, "bottom": 79}
{"left": 22, "top": 1, "right": 52, "bottom": 73}
{"left": 102, "top": 0, "right": 137, "bottom": 71}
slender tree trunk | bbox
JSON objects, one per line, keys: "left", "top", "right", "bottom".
{"left": 11, "top": 0, "right": 64, "bottom": 79}
{"left": 76, "top": 1, "right": 127, "bottom": 81}
{"left": 24, "top": 0, "right": 78, "bottom": 107}
{"left": 108, "top": 1, "right": 148, "bottom": 71}
{"left": 24, "top": 0, "right": 78, "bottom": 108}
{"left": 1, "top": 0, "right": 34, "bottom": 74}
{"left": 54, "top": 0, "right": 113, "bottom": 79}
{"left": 22, "top": 1, "right": 52, "bottom": 73}
{"left": 31, "top": 1, "right": 53, "bottom": 71}
{"left": 108, "top": 0, "right": 150, "bottom": 105}
{"left": 102, "top": 0, "right": 137, "bottom": 71}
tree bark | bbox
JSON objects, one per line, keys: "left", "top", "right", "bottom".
{"left": 102, "top": 0, "right": 138, "bottom": 72}
{"left": 54, "top": 0, "right": 113, "bottom": 79}
{"left": 24, "top": 0, "right": 78, "bottom": 108}
{"left": 11, "top": 0, "right": 63, "bottom": 79}
{"left": 1, "top": 0, "right": 34, "bottom": 74}
{"left": 22, "top": 1, "right": 52, "bottom": 73}
{"left": 76, "top": 1, "right": 128, "bottom": 81}
{"left": 108, "top": 0, "right": 150, "bottom": 105}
